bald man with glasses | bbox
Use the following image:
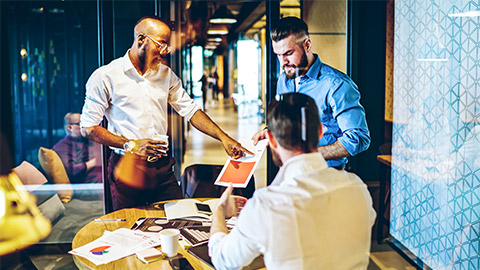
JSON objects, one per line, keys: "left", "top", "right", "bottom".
{"left": 80, "top": 16, "right": 252, "bottom": 210}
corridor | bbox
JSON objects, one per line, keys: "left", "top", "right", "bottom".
{"left": 182, "top": 96, "right": 267, "bottom": 189}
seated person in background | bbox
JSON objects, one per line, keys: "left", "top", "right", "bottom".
{"left": 209, "top": 93, "right": 376, "bottom": 270}
{"left": 53, "top": 113, "right": 102, "bottom": 183}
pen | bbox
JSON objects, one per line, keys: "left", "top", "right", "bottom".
{"left": 94, "top": 218, "right": 126, "bottom": 222}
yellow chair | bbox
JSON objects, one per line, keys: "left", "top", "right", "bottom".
{"left": 38, "top": 147, "right": 73, "bottom": 203}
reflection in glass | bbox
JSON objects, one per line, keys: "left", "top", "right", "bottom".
{"left": 8, "top": 1, "right": 103, "bottom": 244}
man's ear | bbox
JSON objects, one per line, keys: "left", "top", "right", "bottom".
{"left": 137, "top": 33, "right": 146, "bottom": 46}
{"left": 318, "top": 122, "right": 324, "bottom": 140}
{"left": 304, "top": 38, "right": 312, "bottom": 53}
{"left": 266, "top": 130, "right": 278, "bottom": 149}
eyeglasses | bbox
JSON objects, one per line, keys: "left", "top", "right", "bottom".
{"left": 69, "top": 122, "right": 80, "bottom": 125}
{"left": 143, "top": 34, "right": 171, "bottom": 55}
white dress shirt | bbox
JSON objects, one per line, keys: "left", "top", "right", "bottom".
{"left": 209, "top": 152, "right": 376, "bottom": 270}
{"left": 80, "top": 51, "right": 200, "bottom": 149}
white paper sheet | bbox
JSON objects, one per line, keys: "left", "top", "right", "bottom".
{"left": 69, "top": 228, "right": 162, "bottom": 265}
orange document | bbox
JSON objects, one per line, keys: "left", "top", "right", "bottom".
{"left": 214, "top": 139, "right": 268, "bottom": 188}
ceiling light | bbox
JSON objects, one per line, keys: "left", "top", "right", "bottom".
{"left": 209, "top": 5, "right": 237, "bottom": 24}
{"left": 448, "top": 11, "right": 480, "bottom": 18}
{"left": 207, "top": 37, "right": 223, "bottom": 43}
{"left": 205, "top": 44, "right": 217, "bottom": 50}
{"left": 20, "top": 49, "right": 27, "bottom": 58}
{"left": 207, "top": 25, "right": 228, "bottom": 35}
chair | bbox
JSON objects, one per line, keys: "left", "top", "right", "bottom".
{"left": 180, "top": 164, "right": 255, "bottom": 199}
{"left": 38, "top": 147, "right": 73, "bottom": 203}
{"left": 37, "top": 147, "right": 104, "bottom": 243}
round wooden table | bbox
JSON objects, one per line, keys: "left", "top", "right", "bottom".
{"left": 71, "top": 200, "right": 213, "bottom": 270}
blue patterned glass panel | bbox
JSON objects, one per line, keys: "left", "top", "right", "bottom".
{"left": 392, "top": 0, "right": 480, "bottom": 269}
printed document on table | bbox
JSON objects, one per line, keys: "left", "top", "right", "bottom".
{"left": 214, "top": 139, "right": 268, "bottom": 188}
{"left": 69, "top": 228, "right": 161, "bottom": 265}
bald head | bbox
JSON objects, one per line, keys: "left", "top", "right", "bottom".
{"left": 130, "top": 16, "right": 171, "bottom": 73}
{"left": 134, "top": 17, "right": 171, "bottom": 42}
{"left": 64, "top": 113, "right": 82, "bottom": 137}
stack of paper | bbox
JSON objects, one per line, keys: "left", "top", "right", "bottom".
{"left": 135, "top": 247, "right": 164, "bottom": 264}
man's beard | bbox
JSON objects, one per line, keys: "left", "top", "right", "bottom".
{"left": 270, "top": 147, "right": 283, "bottom": 167}
{"left": 284, "top": 49, "right": 308, "bottom": 79}
{"left": 139, "top": 48, "right": 163, "bottom": 68}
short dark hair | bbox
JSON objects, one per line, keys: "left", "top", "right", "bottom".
{"left": 267, "top": 93, "right": 320, "bottom": 152}
{"left": 270, "top": 17, "right": 309, "bottom": 42}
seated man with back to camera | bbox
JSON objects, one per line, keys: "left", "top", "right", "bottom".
{"left": 209, "top": 93, "right": 376, "bottom": 270}
{"left": 53, "top": 112, "right": 102, "bottom": 183}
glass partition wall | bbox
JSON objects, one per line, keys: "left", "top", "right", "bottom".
{"left": 391, "top": 0, "right": 480, "bottom": 268}
{"left": 6, "top": 0, "right": 158, "bottom": 244}
{"left": 8, "top": 1, "right": 103, "bottom": 244}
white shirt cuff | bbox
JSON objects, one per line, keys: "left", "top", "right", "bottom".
{"left": 208, "top": 231, "right": 228, "bottom": 249}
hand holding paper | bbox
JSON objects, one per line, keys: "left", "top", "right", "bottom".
{"left": 219, "top": 184, "right": 247, "bottom": 218}
{"left": 221, "top": 135, "right": 254, "bottom": 159}
{"left": 214, "top": 139, "right": 268, "bottom": 188}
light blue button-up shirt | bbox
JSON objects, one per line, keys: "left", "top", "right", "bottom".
{"left": 277, "top": 55, "right": 370, "bottom": 167}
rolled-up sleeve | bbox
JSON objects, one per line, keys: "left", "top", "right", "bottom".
{"left": 168, "top": 74, "right": 200, "bottom": 121}
{"left": 208, "top": 201, "right": 263, "bottom": 270}
{"left": 329, "top": 82, "right": 371, "bottom": 156}
{"left": 81, "top": 70, "right": 110, "bottom": 128}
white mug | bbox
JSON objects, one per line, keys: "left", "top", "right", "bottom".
{"left": 160, "top": 228, "right": 180, "bottom": 257}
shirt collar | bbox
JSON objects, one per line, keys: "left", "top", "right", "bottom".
{"left": 122, "top": 50, "right": 166, "bottom": 79}
{"left": 271, "top": 152, "right": 328, "bottom": 186}
{"left": 122, "top": 50, "right": 137, "bottom": 74}
{"left": 303, "top": 54, "right": 323, "bottom": 80}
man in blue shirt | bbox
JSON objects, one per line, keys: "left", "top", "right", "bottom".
{"left": 253, "top": 17, "right": 370, "bottom": 169}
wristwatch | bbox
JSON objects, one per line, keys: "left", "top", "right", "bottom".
{"left": 123, "top": 140, "right": 136, "bottom": 152}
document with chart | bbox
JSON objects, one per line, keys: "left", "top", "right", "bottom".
{"left": 214, "top": 139, "right": 268, "bottom": 188}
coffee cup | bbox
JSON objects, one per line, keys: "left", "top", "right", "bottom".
{"left": 160, "top": 228, "right": 180, "bottom": 257}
